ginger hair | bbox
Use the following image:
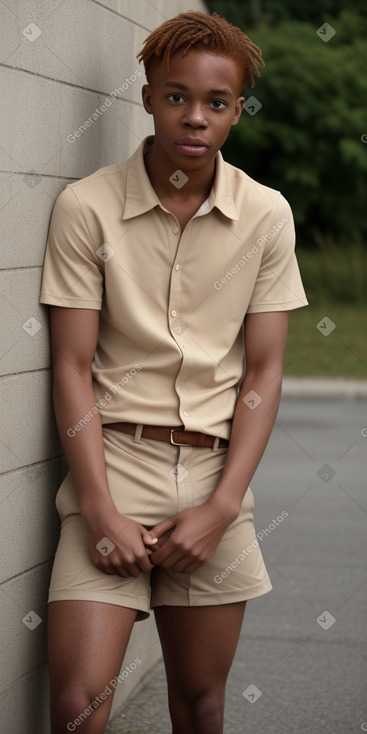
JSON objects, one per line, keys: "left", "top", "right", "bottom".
{"left": 137, "top": 11, "right": 264, "bottom": 90}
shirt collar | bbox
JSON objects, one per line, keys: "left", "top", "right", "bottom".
{"left": 122, "top": 136, "right": 239, "bottom": 222}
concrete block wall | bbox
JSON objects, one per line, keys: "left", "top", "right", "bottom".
{"left": 0, "top": 1, "right": 206, "bottom": 732}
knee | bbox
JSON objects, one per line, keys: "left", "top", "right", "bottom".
{"left": 179, "top": 685, "right": 225, "bottom": 732}
{"left": 50, "top": 684, "right": 110, "bottom": 734}
{"left": 193, "top": 687, "right": 225, "bottom": 722}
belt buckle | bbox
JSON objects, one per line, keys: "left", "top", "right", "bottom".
{"left": 170, "top": 428, "right": 192, "bottom": 447}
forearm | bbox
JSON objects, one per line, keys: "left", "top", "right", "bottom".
{"left": 210, "top": 368, "right": 283, "bottom": 519}
{"left": 53, "top": 366, "right": 116, "bottom": 524}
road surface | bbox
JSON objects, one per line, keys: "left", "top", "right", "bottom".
{"left": 108, "top": 397, "right": 367, "bottom": 734}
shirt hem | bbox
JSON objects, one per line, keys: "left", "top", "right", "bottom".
{"left": 47, "top": 589, "right": 150, "bottom": 620}
{"left": 152, "top": 579, "right": 273, "bottom": 608}
{"left": 40, "top": 293, "right": 102, "bottom": 309}
{"left": 247, "top": 298, "right": 308, "bottom": 313}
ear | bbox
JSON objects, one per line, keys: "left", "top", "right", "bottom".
{"left": 142, "top": 84, "right": 153, "bottom": 115}
{"left": 232, "top": 96, "right": 245, "bottom": 126}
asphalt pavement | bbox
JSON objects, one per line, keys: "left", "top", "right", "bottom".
{"left": 107, "top": 396, "right": 367, "bottom": 734}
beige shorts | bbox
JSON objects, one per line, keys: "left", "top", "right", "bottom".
{"left": 49, "top": 427, "right": 272, "bottom": 620}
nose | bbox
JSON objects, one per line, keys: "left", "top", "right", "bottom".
{"left": 182, "top": 103, "right": 208, "bottom": 128}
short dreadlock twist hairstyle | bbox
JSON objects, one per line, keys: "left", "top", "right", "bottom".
{"left": 137, "top": 11, "right": 264, "bottom": 90}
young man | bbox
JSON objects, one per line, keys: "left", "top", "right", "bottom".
{"left": 40, "top": 11, "right": 307, "bottom": 734}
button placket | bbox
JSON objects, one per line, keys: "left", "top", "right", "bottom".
{"left": 168, "top": 231, "right": 183, "bottom": 338}
{"left": 167, "top": 223, "right": 194, "bottom": 428}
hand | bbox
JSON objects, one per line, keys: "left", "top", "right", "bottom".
{"left": 86, "top": 511, "right": 158, "bottom": 578}
{"left": 144, "top": 502, "right": 233, "bottom": 574}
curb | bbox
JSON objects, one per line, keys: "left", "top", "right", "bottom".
{"left": 282, "top": 377, "right": 367, "bottom": 399}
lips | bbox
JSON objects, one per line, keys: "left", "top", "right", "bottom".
{"left": 176, "top": 138, "right": 209, "bottom": 156}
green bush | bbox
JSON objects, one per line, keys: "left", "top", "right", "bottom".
{"left": 207, "top": 5, "right": 367, "bottom": 247}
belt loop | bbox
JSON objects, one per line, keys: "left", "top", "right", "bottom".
{"left": 212, "top": 437, "right": 220, "bottom": 451}
{"left": 133, "top": 424, "right": 143, "bottom": 443}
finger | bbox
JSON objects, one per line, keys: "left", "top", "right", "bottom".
{"left": 143, "top": 533, "right": 159, "bottom": 546}
{"left": 140, "top": 557, "right": 154, "bottom": 573}
{"left": 137, "top": 551, "right": 155, "bottom": 573}
{"left": 91, "top": 554, "right": 117, "bottom": 573}
{"left": 96, "top": 564, "right": 118, "bottom": 575}
{"left": 119, "top": 562, "right": 141, "bottom": 578}
{"left": 116, "top": 567, "right": 133, "bottom": 578}
{"left": 150, "top": 516, "right": 177, "bottom": 539}
{"left": 150, "top": 544, "right": 185, "bottom": 568}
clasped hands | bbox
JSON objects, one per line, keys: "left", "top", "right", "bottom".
{"left": 88, "top": 501, "right": 233, "bottom": 577}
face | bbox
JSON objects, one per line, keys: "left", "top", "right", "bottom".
{"left": 142, "top": 49, "right": 244, "bottom": 173}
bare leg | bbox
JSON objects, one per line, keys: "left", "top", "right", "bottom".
{"left": 154, "top": 601, "right": 246, "bottom": 734}
{"left": 48, "top": 600, "right": 137, "bottom": 734}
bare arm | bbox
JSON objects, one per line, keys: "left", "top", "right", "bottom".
{"left": 149, "top": 311, "right": 289, "bottom": 572}
{"left": 50, "top": 306, "right": 156, "bottom": 576}
{"left": 209, "top": 310, "right": 289, "bottom": 516}
{"left": 50, "top": 306, "right": 112, "bottom": 516}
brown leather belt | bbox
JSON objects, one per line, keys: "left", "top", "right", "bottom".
{"left": 105, "top": 422, "right": 229, "bottom": 448}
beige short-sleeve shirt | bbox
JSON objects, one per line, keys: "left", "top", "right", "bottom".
{"left": 40, "top": 136, "right": 308, "bottom": 439}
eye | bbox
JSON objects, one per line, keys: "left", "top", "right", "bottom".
{"left": 168, "top": 93, "right": 185, "bottom": 103}
{"left": 211, "top": 100, "right": 227, "bottom": 109}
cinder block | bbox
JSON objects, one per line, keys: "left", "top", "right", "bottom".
{"left": 0, "top": 173, "right": 70, "bottom": 269}
{"left": 0, "top": 371, "right": 60, "bottom": 473}
{"left": 0, "top": 663, "right": 50, "bottom": 734}
{"left": 98, "top": 0, "right": 207, "bottom": 28}
{"left": 0, "top": 66, "right": 153, "bottom": 179}
{"left": 96, "top": 0, "right": 172, "bottom": 28}
{"left": 0, "top": 563, "right": 51, "bottom": 695}
{"left": 0, "top": 0, "right": 210, "bottom": 730}
{"left": 172, "top": 0, "right": 208, "bottom": 13}
{"left": 1, "top": 0, "right": 148, "bottom": 104}
{"left": 0, "top": 601, "right": 161, "bottom": 734}
{"left": 0, "top": 267, "right": 50, "bottom": 376}
{"left": 0, "top": 458, "right": 66, "bottom": 584}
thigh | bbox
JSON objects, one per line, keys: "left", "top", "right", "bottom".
{"left": 154, "top": 601, "right": 246, "bottom": 692}
{"left": 48, "top": 600, "right": 137, "bottom": 727}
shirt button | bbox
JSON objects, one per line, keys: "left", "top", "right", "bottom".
{"left": 175, "top": 264, "right": 180, "bottom": 271}
{"left": 183, "top": 410, "right": 189, "bottom": 417}
{"left": 172, "top": 227, "right": 179, "bottom": 234}
{"left": 171, "top": 309, "right": 177, "bottom": 317}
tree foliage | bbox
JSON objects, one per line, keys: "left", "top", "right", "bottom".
{"left": 206, "top": 0, "right": 367, "bottom": 29}
{"left": 205, "top": 2, "right": 367, "bottom": 245}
